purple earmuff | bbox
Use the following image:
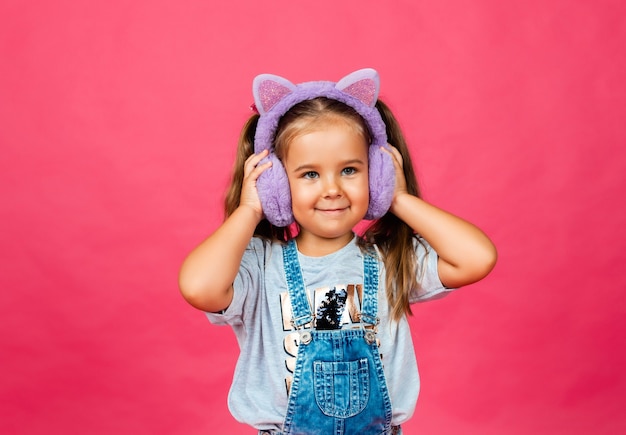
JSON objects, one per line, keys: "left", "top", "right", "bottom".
{"left": 252, "top": 68, "right": 395, "bottom": 227}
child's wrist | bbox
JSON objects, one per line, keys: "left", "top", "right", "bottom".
{"left": 235, "top": 203, "right": 264, "bottom": 224}
{"left": 390, "top": 191, "right": 412, "bottom": 213}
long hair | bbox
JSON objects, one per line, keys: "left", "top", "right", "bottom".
{"left": 224, "top": 98, "right": 422, "bottom": 320}
{"left": 358, "top": 99, "right": 423, "bottom": 321}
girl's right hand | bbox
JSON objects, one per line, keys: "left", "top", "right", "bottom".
{"left": 239, "top": 149, "right": 273, "bottom": 220}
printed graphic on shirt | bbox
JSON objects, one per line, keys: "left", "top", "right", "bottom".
{"left": 280, "top": 284, "right": 379, "bottom": 395}
{"left": 315, "top": 287, "right": 347, "bottom": 330}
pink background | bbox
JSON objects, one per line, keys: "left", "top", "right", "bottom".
{"left": 2, "top": 1, "right": 625, "bottom": 434}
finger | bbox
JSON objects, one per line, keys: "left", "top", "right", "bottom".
{"left": 381, "top": 145, "right": 403, "bottom": 168}
{"left": 244, "top": 157, "right": 273, "bottom": 182}
{"left": 251, "top": 160, "right": 273, "bottom": 177}
{"left": 386, "top": 144, "right": 403, "bottom": 162}
{"left": 244, "top": 149, "right": 269, "bottom": 166}
{"left": 244, "top": 149, "right": 270, "bottom": 175}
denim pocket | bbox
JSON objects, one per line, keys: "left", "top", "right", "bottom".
{"left": 313, "top": 358, "right": 370, "bottom": 418}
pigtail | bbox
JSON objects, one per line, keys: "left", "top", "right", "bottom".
{"left": 360, "top": 99, "right": 423, "bottom": 321}
{"left": 224, "top": 115, "right": 257, "bottom": 218}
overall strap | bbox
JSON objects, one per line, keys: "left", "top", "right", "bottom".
{"left": 282, "top": 240, "right": 313, "bottom": 328}
{"left": 360, "top": 248, "right": 380, "bottom": 327}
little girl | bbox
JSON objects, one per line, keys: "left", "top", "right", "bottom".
{"left": 179, "top": 68, "right": 497, "bottom": 434}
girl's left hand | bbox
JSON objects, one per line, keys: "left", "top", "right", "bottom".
{"left": 382, "top": 145, "right": 408, "bottom": 211}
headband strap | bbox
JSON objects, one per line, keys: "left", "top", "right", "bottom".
{"left": 253, "top": 68, "right": 387, "bottom": 155}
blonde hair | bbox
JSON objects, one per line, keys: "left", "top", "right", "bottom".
{"left": 224, "top": 98, "right": 423, "bottom": 320}
{"left": 358, "top": 99, "right": 423, "bottom": 321}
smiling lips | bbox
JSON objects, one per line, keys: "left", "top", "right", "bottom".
{"left": 316, "top": 206, "right": 349, "bottom": 214}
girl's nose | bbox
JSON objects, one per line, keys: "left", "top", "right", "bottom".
{"left": 322, "top": 176, "right": 342, "bottom": 197}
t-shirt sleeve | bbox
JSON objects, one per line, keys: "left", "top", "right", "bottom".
{"left": 409, "top": 237, "right": 457, "bottom": 303}
{"left": 205, "top": 237, "right": 266, "bottom": 325}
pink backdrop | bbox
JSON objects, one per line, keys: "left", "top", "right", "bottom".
{"left": 2, "top": 1, "right": 625, "bottom": 434}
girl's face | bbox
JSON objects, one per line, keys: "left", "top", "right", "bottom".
{"left": 283, "top": 120, "right": 369, "bottom": 254}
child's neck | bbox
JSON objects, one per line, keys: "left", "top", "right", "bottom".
{"left": 295, "top": 231, "right": 355, "bottom": 257}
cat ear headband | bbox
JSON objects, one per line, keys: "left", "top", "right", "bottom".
{"left": 252, "top": 68, "right": 395, "bottom": 227}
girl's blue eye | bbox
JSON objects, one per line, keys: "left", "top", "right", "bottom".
{"left": 303, "top": 171, "right": 318, "bottom": 179}
{"left": 342, "top": 167, "right": 357, "bottom": 176}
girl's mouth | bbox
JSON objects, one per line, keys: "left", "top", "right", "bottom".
{"left": 317, "top": 207, "right": 348, "bottom": 214}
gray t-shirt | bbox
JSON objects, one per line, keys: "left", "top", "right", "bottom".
{"left": 206, "top": 235, "right": 453, "bottom": 431}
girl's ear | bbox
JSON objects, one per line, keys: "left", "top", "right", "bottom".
{"left": 252, "top": 74, "right": 296, "bottom": 115}
{"left": 334, "top": 68, "right": 380, "bottom": 108}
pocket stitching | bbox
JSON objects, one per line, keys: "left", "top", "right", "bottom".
{"left": 313, "top": 358, "right": 370, "bottom": 418}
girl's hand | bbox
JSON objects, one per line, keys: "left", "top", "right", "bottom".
{"left": 240, "top": 149, "right": 272, "bottom": 220}
{"left": 382, "top": 145, "right": 409, "bottom": 213}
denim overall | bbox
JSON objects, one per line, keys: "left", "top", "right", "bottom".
{"left": 261, "top": 240, "right": 399, "bottom": 435}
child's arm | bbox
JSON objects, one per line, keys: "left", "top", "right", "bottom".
{"left": 385, "top": 146, "right": 497, "bottom": 289}
{"left": 178, "top": 150, "right": 272, "bottom": 312}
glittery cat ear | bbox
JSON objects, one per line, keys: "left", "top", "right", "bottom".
{"left": 252, "top": 74, "right": 296, "bottom": 115}
{"left": 335, "top": 68, "right": 380, "bottom": 108}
